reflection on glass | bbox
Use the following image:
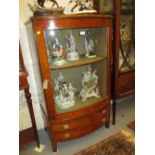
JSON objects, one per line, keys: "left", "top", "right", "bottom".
{"left": 99, "top": 0, "right": 113, "bottom": 14}
{"left": 121, "top": 0, "right": 134, "bottom": 11}
{"left": 119, "top": 15, "right": 135, "bottom": 72}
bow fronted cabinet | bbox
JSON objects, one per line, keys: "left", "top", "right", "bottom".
{"left": 26, "top": 14, "right": 113, "bottom": 152}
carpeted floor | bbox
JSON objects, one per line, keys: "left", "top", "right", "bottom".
{"left": 74, "top": 130, "right": 135, "bottom": 155}
{"left": 20, "top": 95, "right": 135, "bottom": 155}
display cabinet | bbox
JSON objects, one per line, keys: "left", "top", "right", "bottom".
{"left": 112, "top": 0, "right": 135, "bottom": 124}
{"left": 26, "top": 14, "right": 112, "bottom": 152}
{"left": 19, "top": 43, "right": 40, "bottom": 148}
{"left": 95, "top": 0, "right": 135, "bottom": 124}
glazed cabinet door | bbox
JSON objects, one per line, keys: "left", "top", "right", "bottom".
{"left": 119, "top": 0, "right": 135, "bottom": 73}
{"left": 32, "top": 15, "right": 112, "bottom": 117}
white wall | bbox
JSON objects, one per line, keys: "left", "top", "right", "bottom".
{"left": 19, "top": 0, "right": 71, "bottom": 130}
{"left": 19, "top": 0, "right": 95, "bottom": 130}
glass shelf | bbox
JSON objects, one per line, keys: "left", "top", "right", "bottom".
{"left": 50, "top": 55, "right": 107, "bottom": 70}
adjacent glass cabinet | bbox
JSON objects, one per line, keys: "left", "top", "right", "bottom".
{"left": 95, "top": 0, "right": 135, "bottom": 125}
{"left": 26, "top": 14, "right": 112, "bottom": 152}
{"left": 112, "top": 0, "right": 135, "bottom": 124}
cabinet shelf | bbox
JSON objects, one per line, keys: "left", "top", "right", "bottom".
{"left": 55, "top": 97, "right": 103, "bottom": 114}
{"left": 50, "top": 55, "right": 107, "bottom": 70}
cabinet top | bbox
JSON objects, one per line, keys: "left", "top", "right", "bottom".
{"left": 30, "top": 13, "right": 113, "bottom": 21}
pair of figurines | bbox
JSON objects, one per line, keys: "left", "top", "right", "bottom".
{"left": 54, "top": 66, "right": 100, "bottom": 109}
{"left": 49, "top": 31, "right": 95, "bottom": 66}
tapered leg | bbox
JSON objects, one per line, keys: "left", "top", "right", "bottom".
{"left": 112, "top": 100, "right": 117, "bottom": 125}
{"left": 24, "top": 88, "right": 40, "bottom": 148}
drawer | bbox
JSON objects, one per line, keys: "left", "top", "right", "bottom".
{"left": 51, "top": 106, "right": 109, "bottom": 133}
{"left": 53, "top": 119, "right": 106, "bottom": 142}
{"left": 118, "top": 72, "right": 135, "bottom": 96}
{"left": 19, "top": 75, "right": 28, "bottom": 89}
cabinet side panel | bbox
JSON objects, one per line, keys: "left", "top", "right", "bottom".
{"left": 26, "top": 22, "right": 48, "bottom": 116}
{"left": 118, "top": 71, "right": 135, "bottom": 97}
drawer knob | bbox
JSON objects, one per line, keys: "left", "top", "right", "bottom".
{"left": 64, "top": 133, "right": 70, "bottom": 138}
{"left": 102, "top": 110, "right": 106, "bottom": 114}
{"left": 37, "top": 31, "right": 41, "bottom": 35}
{"left": 102, "top": 118, "right": 106, "bottom": 122}
{"left": 63, "top": 124, "right": 69, "bottom": 129}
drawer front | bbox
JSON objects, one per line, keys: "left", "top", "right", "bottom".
{"left": 52, "top": 106, "right": 109, "bottom": 133}
{"left": 19, "top": 75, "right": 28, "bottom": 90}
{"left": 53, "top": 120, "right": 106, "bottom": 142}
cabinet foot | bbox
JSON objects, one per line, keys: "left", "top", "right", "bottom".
{"left": 36, "top": 141, "right": 40, "bottom": 148}
{"left": 52, "top": 141, "right": 57, "bottom": 152}
{"left": 105, "top": 121, "right": 110, "bottom": 128}
{"left": 112, "top": 100, "right": 117, "bottom": 125}
{"left": 44, "top": 124, "right": 47, "bottom": 132}
{"left": 24, "top": 88, "right": 40, "bottom": 148}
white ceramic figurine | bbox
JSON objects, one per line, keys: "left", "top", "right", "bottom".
{"left": 65, "top": 32, "right": 79, "bottom": 61}
{"left": 84, "top": 31, "right": 96, "bottom": 58}
{"left": 79, "top": 65, "right": 100, "bottom": 102}
{"left": 54, "top": 72, "right": 76, "bottom": 109}
{"left": 50, "top": 37, "right": 67, "bottom": 66}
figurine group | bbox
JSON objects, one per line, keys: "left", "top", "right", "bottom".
{"left": 54, "top": 66, "right": 100, "bottom": 109}
{"left": 54, "top": 72, "right": 76, "bottom": 109}
{"left": 36, "top": 0, "right": 94, "bottom": 12}
{"left": 79, "top": 65, "right": 100, "bottom": 102}
{"left": 37, "top": 0, "right": 59, "bottom": 8}
{"left": 49, "top": 31, "right": 95, "bottom": 66}
{"left": 68, "top": 0, "right": 94, "bottom": 12}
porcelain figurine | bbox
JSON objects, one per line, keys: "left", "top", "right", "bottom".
{"left": 79, "top": 65, "right": 100, "bottom": 102}
{"left": 65, "top": 32, "right": 79, "bottom": 61}
{"left": 68, "top": 0, "right": 94, "bottom": 12}
{"left": 37, "top": 0, "right": 59, "bottom": 8}
{"left": 54, "top": 72, "right": 76, "bottom": 109}
{"left": 50, "top": 37, "right": 67, "bottom": 66}
{"left": 84, "top": 31, "right": 96, "bottom": 58}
